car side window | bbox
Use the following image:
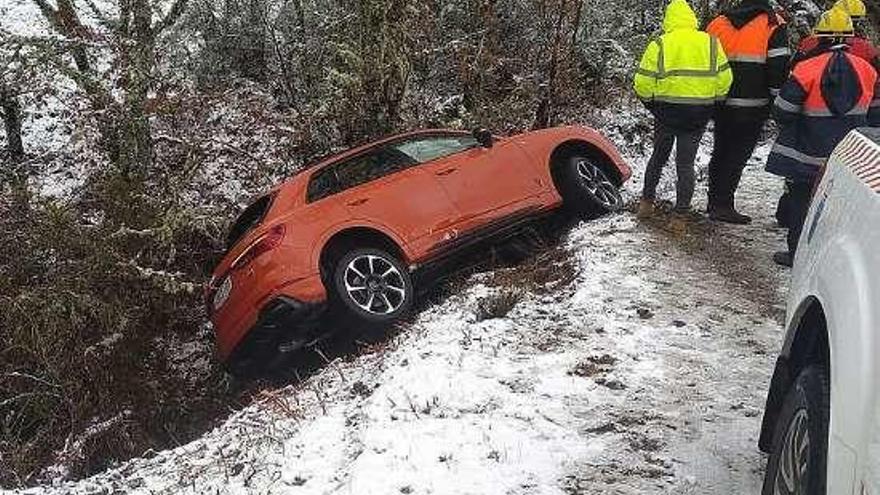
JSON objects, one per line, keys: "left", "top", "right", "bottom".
{"left": 393, "top": 135, "right": 479, "bottom": 164}
{"left": 307, "top": 147, "right": 419, "bottom": 203}
{"left": 307, "top": 167, "right": 339, "bottom": 203}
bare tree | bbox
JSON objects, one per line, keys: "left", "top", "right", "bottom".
{"left": 0, "top": 84, "right": 27, "bottom": 207}
{"left": 30, "top": 0, "right": 190, "bottom": 188}
{"left": 0, "top": 87, "right": 24, "bottom": 166}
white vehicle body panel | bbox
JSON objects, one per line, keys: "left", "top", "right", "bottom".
{"left": 779, "top": 129, "right": 880, "bottom": 495}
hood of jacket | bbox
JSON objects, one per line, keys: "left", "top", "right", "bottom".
{"left": 663, "top": 0, "right": 699, "bottom": 32}
{"left": 822, "top": 48, "right": 862, "bottom": 115}
{"left": 724, "top": 0, "right": 775, "bottom": 28}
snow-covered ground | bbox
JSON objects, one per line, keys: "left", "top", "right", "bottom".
{"left": 11, "top": 134, "right": 792, "bottom": 494}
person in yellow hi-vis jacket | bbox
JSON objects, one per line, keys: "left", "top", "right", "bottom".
{"left": 634, "top": 0, "right": 733, "bottom": 221}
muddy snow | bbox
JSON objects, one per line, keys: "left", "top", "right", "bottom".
{"left": 11, "top": 135, "right": 795, "bottom": 494}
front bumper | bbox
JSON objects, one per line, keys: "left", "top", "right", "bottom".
{"left": 222, "top": 296, "right": 325, "bottom": 369}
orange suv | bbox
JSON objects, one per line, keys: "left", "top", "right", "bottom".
{"left": 206, "top": 126, "right": 630, "bottom": 373}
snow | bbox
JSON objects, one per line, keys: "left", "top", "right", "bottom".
{"left": 1, "top": 0, "right": 51, "bottom": 38}
{"left": 11, "top": 123, "right": 793, "bottom": 494}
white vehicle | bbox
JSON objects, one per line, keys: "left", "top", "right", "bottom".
{"left": 759, "top": 128, "right": 880, "bottom": 495}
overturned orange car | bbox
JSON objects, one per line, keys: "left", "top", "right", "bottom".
{"left": 206, "top": 126, "right": 631, "bottom": 374}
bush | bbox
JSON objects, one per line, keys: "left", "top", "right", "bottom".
{"left": 0, "top": 194, "right": 235, "bottom": 486}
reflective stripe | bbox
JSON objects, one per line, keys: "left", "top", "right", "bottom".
{"left": 801, "top": 107, "right": 869, "bottom": 117}
{"left": 648, "top": 35, "right": 726, "bottom": 79}
{"left": 871, "top": 99, "right": 880, "bottom": 108}
{"left": 769, "top": 88, "right": 781, "bottom": 96}
{"left": 657, "top": 38, "right": 665, "bottom": 77}
{"left": 664, "top": 69, "right": 725, "bottom": 78}
{"left": 772, "top": 144, "right": 827, "bottom": 166}
{"left": 654, "top": 95, "right": 719, "bottom": 105}
{"left": 728, "top": 54, "right": 767, "bottom": 63}
{"left": 718, "top": 63, "right": 731, "bottom": 72}
{"left": 774, "top": 96, "right": 801, "bottom": 113}
{"left": 638, "top": 68, "right": 722, "bottom": 79}
{"left": 726, "top": 97, "right": 770, "bottom": 107}
{"left": 767, "top": 47, "right": 791, "bottom": 58}
{"left": 801, "top": 109, "right": 833, "bottom": 117}
{"left": 710, "top": 36, "right": 718, "bottom": 73}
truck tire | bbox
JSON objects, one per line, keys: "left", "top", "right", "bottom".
{"left": 333, "top": 247, "right": 414, "bottom": 324}
{"left": 761, "top": 365, "right": 830, "bottom": 495}
{"left": 555, "top": 155, "right": 623, "bottom": 217}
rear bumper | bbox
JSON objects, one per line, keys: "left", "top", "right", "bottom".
{"left": 220, "top": 296, "right": 325, "bottom": 366}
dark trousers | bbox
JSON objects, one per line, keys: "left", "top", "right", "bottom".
{"left": 782, "top": 180, "right": 813, "bottom": 254}
{"left": 775, "top": 180, "right": 794, "bottom": 227}
{"left": 707, "top": 112, "right": 765, "bottom": 210}
{"left": 642, "top": 122, "right": 704, "bottom": 210}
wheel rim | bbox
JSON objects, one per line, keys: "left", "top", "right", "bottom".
{"left": 343, "top": 254, "right": 407, "bottom": 315}
{"left": 575, "top": 159, "right": 621, "bottom": 209}
{"left": 775, "top": 408, "right": 811, "bottom": 495}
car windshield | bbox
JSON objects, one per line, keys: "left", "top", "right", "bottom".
{"left": 393, "top": 135, "right": 479, "bottom": 163}
{"left": 226, "top": 195, "right": 273, "bottom": 250}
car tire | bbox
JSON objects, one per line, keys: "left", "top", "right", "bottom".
{"left": 332, "top": 247, "right": 414, "bottom": 324}
{"left": 761, "top": 365, "right": 830, "bottom": 495}
{"left": 555, "top": 155, "right": 623, "bottom": 216}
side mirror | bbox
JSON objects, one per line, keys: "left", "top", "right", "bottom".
{"left": 472, "top": 128, "right": 494, "bottom": 148}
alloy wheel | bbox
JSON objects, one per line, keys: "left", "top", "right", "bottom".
{"left": 575, "top": 159, "right": 621, "bottom": 209}
{"left": 774, "top": 408, "right": 811, "bottom": 495}
{"left": 343, "top": 254, "right": 407, "bottom": 315}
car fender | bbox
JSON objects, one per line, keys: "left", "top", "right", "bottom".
{"left": 516, "top": 126, "right": 631, "bottom": 183}
{"left": 816, "top": 235, "right": 877, "bottom": 491}
{"left": 310, "top": 219, "right": 415, "bottom": 274}
{"left": 761, "top": 233, "right": 876, "bottom": 490}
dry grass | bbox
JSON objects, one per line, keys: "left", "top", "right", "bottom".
{"left": 0, "top": 196, "right": 243, "bottom": 487}
{"left": 474, "top": 290, "right": 523, "bottom": 322}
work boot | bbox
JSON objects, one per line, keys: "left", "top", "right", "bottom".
{"left": 773, "top": 251, "right": 793, "bottom": 268}
{"left": 637, "top": 198, "right": 655, "bottom": 219}
{"left": 668, "top": 211, "right": 689, "bottom": 236}
{"left": 709, "top": 207, "right": 752, "bottom": 225}
{"left": 675, "top": 205, "right": 703, "bottom": 221}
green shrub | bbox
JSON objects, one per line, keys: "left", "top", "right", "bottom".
{"left": 0, "top": 194, "right": 235, "bottom": 486}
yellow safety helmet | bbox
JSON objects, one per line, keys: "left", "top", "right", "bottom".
{"left": 815, "top": 8, "right": 855, "bottom": 37}
{"left": 833, "top": 0, "right": 867, "bottom": 20}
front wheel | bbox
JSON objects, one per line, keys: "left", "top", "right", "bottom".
{"left": 761, "top": 365, "right": 830, "bottom": 495}
{"left": 555, "top": 155, "right": 623, "bottom": 216}
{"left": 332, "top": 247, "right": 414, "bottom": 324}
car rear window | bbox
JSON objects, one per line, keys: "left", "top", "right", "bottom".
{"left": 306, "top": 148, "right": 418, "bottom": 203}
{"left": 226, "top": 195, "right": 273, "bottom": 250}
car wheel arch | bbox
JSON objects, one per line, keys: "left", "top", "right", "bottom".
{"left": 759, "top": 296, "right": 830, "bottom": 453}
{"left": 548, "top": 140, "right": 622, "bottom": 189}
{"left": 318, "top": 227, "right": 409, "bottom": 285}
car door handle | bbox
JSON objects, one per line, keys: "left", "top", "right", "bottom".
{"left": 436, "top": 168, "right": 457, "bottom": 176}
{"left": 347, "top": 198, "right": 370, "bottom": 206}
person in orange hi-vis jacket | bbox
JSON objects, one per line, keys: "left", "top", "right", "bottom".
{"left": 765, "top": 8, "right": 880, "bottom": 267}
{"left": 706, "top": 0, "right": 790, "bottom": 225}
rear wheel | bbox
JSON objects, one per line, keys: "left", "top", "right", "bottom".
{"left": 555, "top": 155, "right": 623, "bottom": 216}
{"left": 762, "top": 365, "right": 830, "bottom": 495}
{"left": 332, "top": 247, "right": 414, "bottom": 324}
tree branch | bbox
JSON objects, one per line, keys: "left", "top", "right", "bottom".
{"left": 152, "top": 0, "right": 190, "bottom": 34}
{"left": 81, "top": 0, "right": 117, "bottom": 32}
{"left": 30, "top": 0, "right": 57, "bottom": 22}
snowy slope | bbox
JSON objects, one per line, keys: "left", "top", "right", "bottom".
{"left": 11, "top": 131, "right": 791, "bottom": 494}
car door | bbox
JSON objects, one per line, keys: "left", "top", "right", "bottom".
{"left": 418, "top": 136, "right": 544, "bottom": 231}
{"left": 312, "top": 146, "right": 462, "bottom": 257}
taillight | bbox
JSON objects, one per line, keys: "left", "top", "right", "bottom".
{"left": 231, "top": 224, "right": 286, "bottom": 270}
